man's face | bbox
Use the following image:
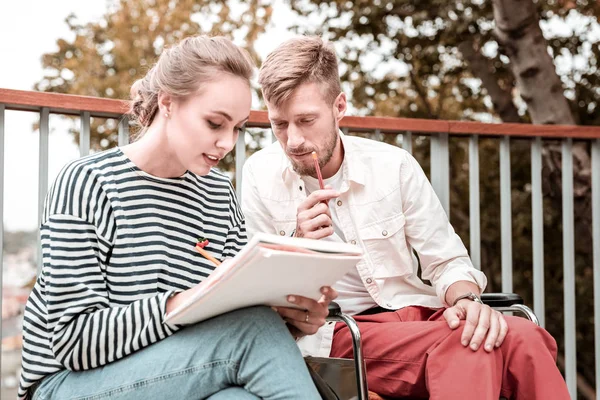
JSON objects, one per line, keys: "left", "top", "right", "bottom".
{"left": 266, "top": 82, "right": 345, "bottom": 177}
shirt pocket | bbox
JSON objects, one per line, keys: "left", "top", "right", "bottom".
{"left": 358, "top": 213, "right": 413, "bottom": 278}
{"left": 272, "top": 219, "right": 296, "bottom": 237}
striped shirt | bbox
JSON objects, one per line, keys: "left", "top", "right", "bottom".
{"left": 18, "top": 147, "right": 246, "bottom": 399}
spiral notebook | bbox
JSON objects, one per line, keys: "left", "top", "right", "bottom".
{"left": 164, "top": 233, "right": 363, "bottom": 325}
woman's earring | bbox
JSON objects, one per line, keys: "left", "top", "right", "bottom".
{"left": 164, "top": 113, "right": 169, "bottom": 118}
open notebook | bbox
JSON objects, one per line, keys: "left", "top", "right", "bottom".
{"left": 164, "top": 233, "right": 363, "bottom": 325}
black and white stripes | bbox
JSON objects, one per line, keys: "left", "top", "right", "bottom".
{"left": 18, "top": 148, "right": 246, "bottom": 399}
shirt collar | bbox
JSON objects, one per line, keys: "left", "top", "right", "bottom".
{"left": 280, "top": 131, "right": 366, "bottom": 186}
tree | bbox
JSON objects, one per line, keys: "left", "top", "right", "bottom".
{"left": 287, "top": 0, "right": 599, "bottom": 396}
{"left": 35, "top": 0, "right": 273, "bottom": 161}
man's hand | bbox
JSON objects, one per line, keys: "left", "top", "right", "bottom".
{"left": 444, "top": 300, "right": 509, "bottom": 352}
{"left": 294, "top": 187, "right": 339, "bottom": 239}
{"left": 273, "top": 286, "right": 338, "bottom": 338}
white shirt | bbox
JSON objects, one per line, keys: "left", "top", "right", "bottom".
{"left": 303, "top": 169, "right": 375, "bottom": 315}
{"left": 241, "top": 133, "right": 487, "bottom": 357}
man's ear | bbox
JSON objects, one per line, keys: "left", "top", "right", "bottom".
{"left": 158, "top": 92, "right": 173, "bottom": 116}
{"left": 333, "top": 92, "right": 347, "bottom": 122}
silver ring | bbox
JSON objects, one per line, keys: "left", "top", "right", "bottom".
{"left": 305, "top": 311, "right": 309, "bottom": 323}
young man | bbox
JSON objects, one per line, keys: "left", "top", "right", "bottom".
{"left": 241, "top": 36, "right": 570, "bottom": 399}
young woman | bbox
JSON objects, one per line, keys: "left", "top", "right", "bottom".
{"left": 18, "top": 35, "right": 335, "bottom": 400}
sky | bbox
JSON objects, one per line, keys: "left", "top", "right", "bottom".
{"left": 0, "top": 0, "right": 299, "bottom": 232}
{"left": 0, "top": 1, "right": 108, "bottom": 232}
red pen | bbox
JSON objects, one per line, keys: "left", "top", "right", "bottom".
{"left": 312, "top": 151, "right": 329, "bottom": 206}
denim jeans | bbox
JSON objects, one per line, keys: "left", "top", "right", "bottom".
{"left": 32, "top": 306, "right": 320, "bottom": 400}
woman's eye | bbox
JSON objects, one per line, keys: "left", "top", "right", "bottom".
{"left": 208, "top": 121, "right": 222, "bottom": 129}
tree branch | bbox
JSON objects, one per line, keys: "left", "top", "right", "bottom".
{"left": 458, "top": 39, "right": 522, "bottom": 123}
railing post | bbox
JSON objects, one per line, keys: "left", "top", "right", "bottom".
{"left": 403, "top": 131, "right": 413, "bottom": 154}
{"left": 469, "top": 135, "right": 481, "bottom": 270}
{"left": 499, "top": 136, "right": 513, "bottom": 293}
{"left": 531, "top": 137, "right": 545, "bottom": 327}
{"left": 118, "top": 116, "right": 129, "bottom": 146}
{"left": 235, "top": 130, "right": 246, "bottom": 201}
{"left": 80, "top": 111, "right": 90, "bottom": 156}
{"left": 37, "top": 108, "right": 50, "bottom": 274}
{"left": 591, "top": 138, "right": 600, "bottom": 400}
{"left": 430, "top": 132, "right": 450, "bottom": 216}
{"left": 0, "top": 104, "right": 5, "bottom": 369}
{"left": 561, "top": 138, "right": 577, "bottom": 399}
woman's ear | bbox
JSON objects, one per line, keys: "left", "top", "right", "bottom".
{"left": 333, "top": 92, "right": 347, "bottom": 122}
{"left": 158, "top": 92, "right": 173, "bottom": 116}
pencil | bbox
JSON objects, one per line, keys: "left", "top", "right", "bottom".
{"left": 312, "top": 151, "right": 325, "bottom": 190}
{"left": 195, "top": 238, "right": 221, "bottom": 266}
{"left": 312, "top": 151, "right": 329, "bottom": 206}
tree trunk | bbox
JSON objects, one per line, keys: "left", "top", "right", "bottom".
{"left": 491, "top": 0, "right": 591, "bottom": 199}
{"left": 492, "top": 0, "right": 575, "bottom": 125}
{"left": 458, "top": 40, "right": 522, "bottom": 123}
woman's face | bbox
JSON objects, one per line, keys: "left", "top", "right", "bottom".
{"left": 165, "top": 73, "right": 252, "bottom": 176}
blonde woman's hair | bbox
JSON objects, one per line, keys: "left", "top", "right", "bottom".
{"left": 129, "top": 35, "right": 254, "bottom": 128}
{"left": 258, "top": 36, "right": 341, "bottom": 107}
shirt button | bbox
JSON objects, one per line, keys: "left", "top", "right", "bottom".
{"left": 366, "top": 278, "right": 373, "bottom": 284}
{"left": 299, "top": 186, "right": 303, "bottom": 191}
{"left": 386, "top": 303, "right": 392, "bottom": 308}
{"left": 382, "top": 230, "right": 388, "bottom": 236}
{"left": 336, "top": 200, "right": 342, "bottom": 206}
{"left": 279, "top": 230, "right": 285, "bottom": 236}
{"left": 350, "top": 240, "right": 357, "bottom": 245}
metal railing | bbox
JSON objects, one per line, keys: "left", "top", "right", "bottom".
{"left": 1, "top": 88, "right": 600, "bottom": 399}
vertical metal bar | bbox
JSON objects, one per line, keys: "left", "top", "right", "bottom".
{"left": 235, "top": 130, "right": 246, "bottom": 201}
{"left": 499, "top": 136, "right": 513, "bottom": 293}
{"left": 118, "top": 116, "right": 129, "bottom": 146}
{"left": 403, "top": 132, "right": 413, "bottom": 154}
{"left": 561, "top": 138, "right": 576, "bottom": 399}
{"left": 0, "top": 104, "right": 5, "bottom": 368}
{"left": 430, "top": 133, "right": 450, "bottom": 217}
{"left": 591, "top": 138, "right": 600, "bottom": 400}
{"left": 531, "top": 137, "right": 545, "bottom": 328}
{"left": 38, "top": 108, "right": 50, "bottom": 273}
{"left": 80, "top": 111, "right": 90, "bottom": 156}
{"left": 469, "top": 135, "right": 481, "bottom": 270}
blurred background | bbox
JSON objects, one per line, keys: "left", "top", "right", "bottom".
{"left": 1, "top": 0, "right": 599, "bottom": 398}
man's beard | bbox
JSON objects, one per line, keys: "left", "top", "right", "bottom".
{"left": 288, "top": 121, "right": 338, "bottom": 177}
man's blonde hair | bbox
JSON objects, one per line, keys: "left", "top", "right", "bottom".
{"left": 258, "top": 36, "right": 342, "bottom": 107}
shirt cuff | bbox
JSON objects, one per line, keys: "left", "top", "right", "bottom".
{"left": 160, "top": 290, "right": 185, "bottom": 331}
{"left": 435, "top": 266, "right": 487, "bottom": 307}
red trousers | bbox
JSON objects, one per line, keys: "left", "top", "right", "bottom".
{"left": 330, "top": 306, "right": 570, "bottom": 400}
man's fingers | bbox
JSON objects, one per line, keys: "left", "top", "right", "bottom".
{"left": 303, "top": 226, "right": 334, "bottom": 240}
{"left": 287, "top": 295, "right": 328, "bottom": 318}
{"left": 496, "top": 314, "right": 509, "bottom": 347}
{"left": 469, "top": 305, "right": 491, "bottom": 351}
{"left": 460, "top": 302, "right": 481, "bottom": 347}
{"left": 276, "top": 306, "right": 326, "bottom": 327}
{"left": 284, "top": 318, "right": 321, "bottom": 335}
{"left": 301, "top": 213, "right": 332, "bottom": 233}
{"left": 443, "top": 307, "right": 462, "bottom": 329}
{"left": 319, "top": 286, "right": 338, "bottom": 302}
{"left": 298, "top": 202, "right": 331, "bottom": 222}
{"left": 298, "top": 189, "right": 339, "bottom": 212}
{"left": 483, "top": 311, "right": 500, "bottom": 352}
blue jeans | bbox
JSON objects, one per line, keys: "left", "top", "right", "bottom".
{"left": 32, "top": 306, "right": 320, "bottom": 399}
